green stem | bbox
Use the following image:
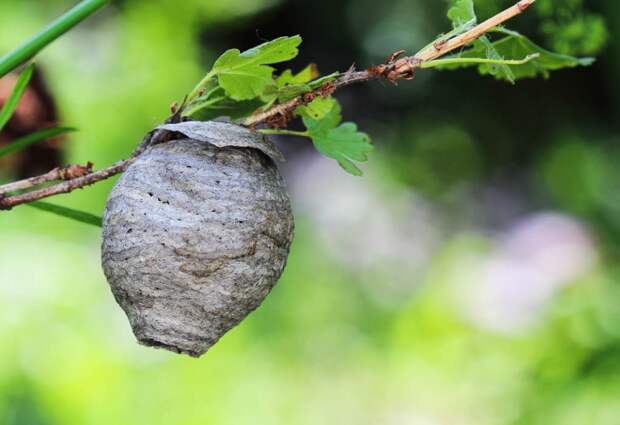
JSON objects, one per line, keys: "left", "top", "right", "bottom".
{"left": 257, "top": 129, "right": 309, "bottom": 137}
{"left": 183, "top": 95, "right": 227, "bottom": 116}
{"left": 421, "top": 54, "right": 540, "bottom": 69}
{"left": 0, "top": 0, "right": 110, "bottom": 78}
{"left": 187, "top": 71, "right": 216, "bottom": 103}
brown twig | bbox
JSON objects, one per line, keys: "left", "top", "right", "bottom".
{"left": 0, "top": 0, "right": 535, "bottom": 210}
{"left": 244, "top": 70, "right": 381, "bottom": 127}
{"left": 244, "top": 0, "right": 535, "bottom": 127}
{"left": 0, "top": 162, "right": 93, "bottom": 194}
{"left": 0, "top": 158, "right": 134, "bottom": 210}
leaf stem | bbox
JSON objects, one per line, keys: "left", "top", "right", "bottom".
{"left": 183, "top": 95, "right": 227, "bottom": 116}
{"left": 422, "top": 53, "right": 540, "bottom": 68}
{"left": 257, "top": 129, "right": 309, "bottom": 137}
{"left": 0, "top": 0, "right": 110, "bottom": 78}
{"left": 187, "top": 71, "right": 216, "bottom": 103}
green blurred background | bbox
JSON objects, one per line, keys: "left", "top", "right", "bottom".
{"left": 1, "top": 0, "right": 619, "bottom": 423}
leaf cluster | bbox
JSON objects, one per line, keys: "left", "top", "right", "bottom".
{"left": 183, "top": 36, "right": 371, "bottom": 175}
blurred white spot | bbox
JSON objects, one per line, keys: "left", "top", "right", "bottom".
{"left": 463, "top": 213, "right": 598, "bottom": 333}
{"left": 289, "top": 155, "right": 441, "bottom": 306}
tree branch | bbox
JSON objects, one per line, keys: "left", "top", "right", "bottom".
{"left": 0, "top": 0, "right": 536, "bottom": 210}
{"left": 0, "top": 159, "right": 133, "bottom": 210}
{"left": 0, "top": 162, "right": 92, "bottom": 194}
{"left": 243, "top": 0, "right": 535, "bottom": 127}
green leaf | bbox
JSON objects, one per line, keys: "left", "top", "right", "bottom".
{"left": 211, "top": 35, "right": 302, "bottom": 100}
{"left": 188, "top": 98, "right": 263, "bottom": 121}
{"left": 447, "top": 0, "right": 476, "bottom": 28}
{"left": 276, "top": 64, "right": 318, "bottom": 86}
{"left": 295, "top": 97, "right": 337, "bottom": 121}
{"left": 0, "top": 126, "right": 76, "bottom": 157}
{"left": 476, "top": 35, "right": 516, "bottom": 83}
{"left": 302, "top": 102, "right": 373, "bottom": 176}
{"left": 417, "top": 0, "right": 476, "bottom": 58}
{"left": 266, "top": 64, "right": 319, "bottom": 103}
{"left": 446, "top": 0, "right": 514, "bottom": 82}
{"left": 302, "top": 100, "right": 342, "bottom": 135}
{"left": 0, "top": 63, "right": 34, "bottom": 132}
{"left": 431, "top": 28, "right": 594, "bottom": 81}
{"left": 263, "top": 68, "right": 339, "bottom": 106}
{"left": 27, "top": 201, "right": 102, "bottom": 227}
{"left": 183, "top": 80, "right": 263, "bottom": 121}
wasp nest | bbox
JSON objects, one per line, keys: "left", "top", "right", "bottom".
{"left": 101, "top": 121, "right": 294, "bottom": 357}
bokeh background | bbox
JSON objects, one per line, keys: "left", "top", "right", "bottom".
{"left": 1, "top": 0, "right": 618, "bottom": 424}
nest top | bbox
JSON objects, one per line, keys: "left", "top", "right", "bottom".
{"left": 157, "top": 121, "right": 285, "bottom": 163}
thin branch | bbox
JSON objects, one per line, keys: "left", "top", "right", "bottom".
{"left": 244, "top": 71, "right": 380, "bottom": 127}
{"left": 0, "top": 126, "right": 171, "bottom": 209}
{"left": 0, "top": 162, "right": 92, "bottom": 194}
{"left": 0, "top": 158, "right": 133, "bottom": 210}
{"left": 244, "top": 0, "right": 535, "bottom": 127}
{"left": 0, "top": 0, "right": 536, "bottom": 210}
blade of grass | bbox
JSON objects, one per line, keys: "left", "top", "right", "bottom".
{"left": 0, "top": 63, "right": 34, "bottom": 132}
{"left": 0, "top": 0, "right": 110, "bottom": 78}
{"left": 0, "top": 126, "right": 76, "bottom": 157}
{"left": 27, "top": 201, "right": 102, "bottom": 227}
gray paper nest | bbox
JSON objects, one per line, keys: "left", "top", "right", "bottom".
{"left": 101, "top": 121, "right": 294, "bottom": 357}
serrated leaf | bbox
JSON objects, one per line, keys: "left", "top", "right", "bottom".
{"left": 0, "top": 126, "right": 75, "bottom": 157}
{"left": 261, "top": 64, "right": 320, "bottom": 105}
{"left": 211, "top": 35, "right": 302, "bottom": 100}
{"left": 431, "top": 28, "right": 594, "bottom": 81}
{"left": 0, "top": 63, "right": 34, "bottom": 132}
{"left": 276, "top": 64, "right": 318, "bottom": 86}
{"left": 302, "top": 102, "right": 373, "bottom": 176}
{"left": 302, "top": 100, "right": 342, "bottom": 134}
{"left": 27, "top": 201, "right": 102, "bottom": 227}
{"left": 295, "top": 97, "right": 337, "bottom": 121}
